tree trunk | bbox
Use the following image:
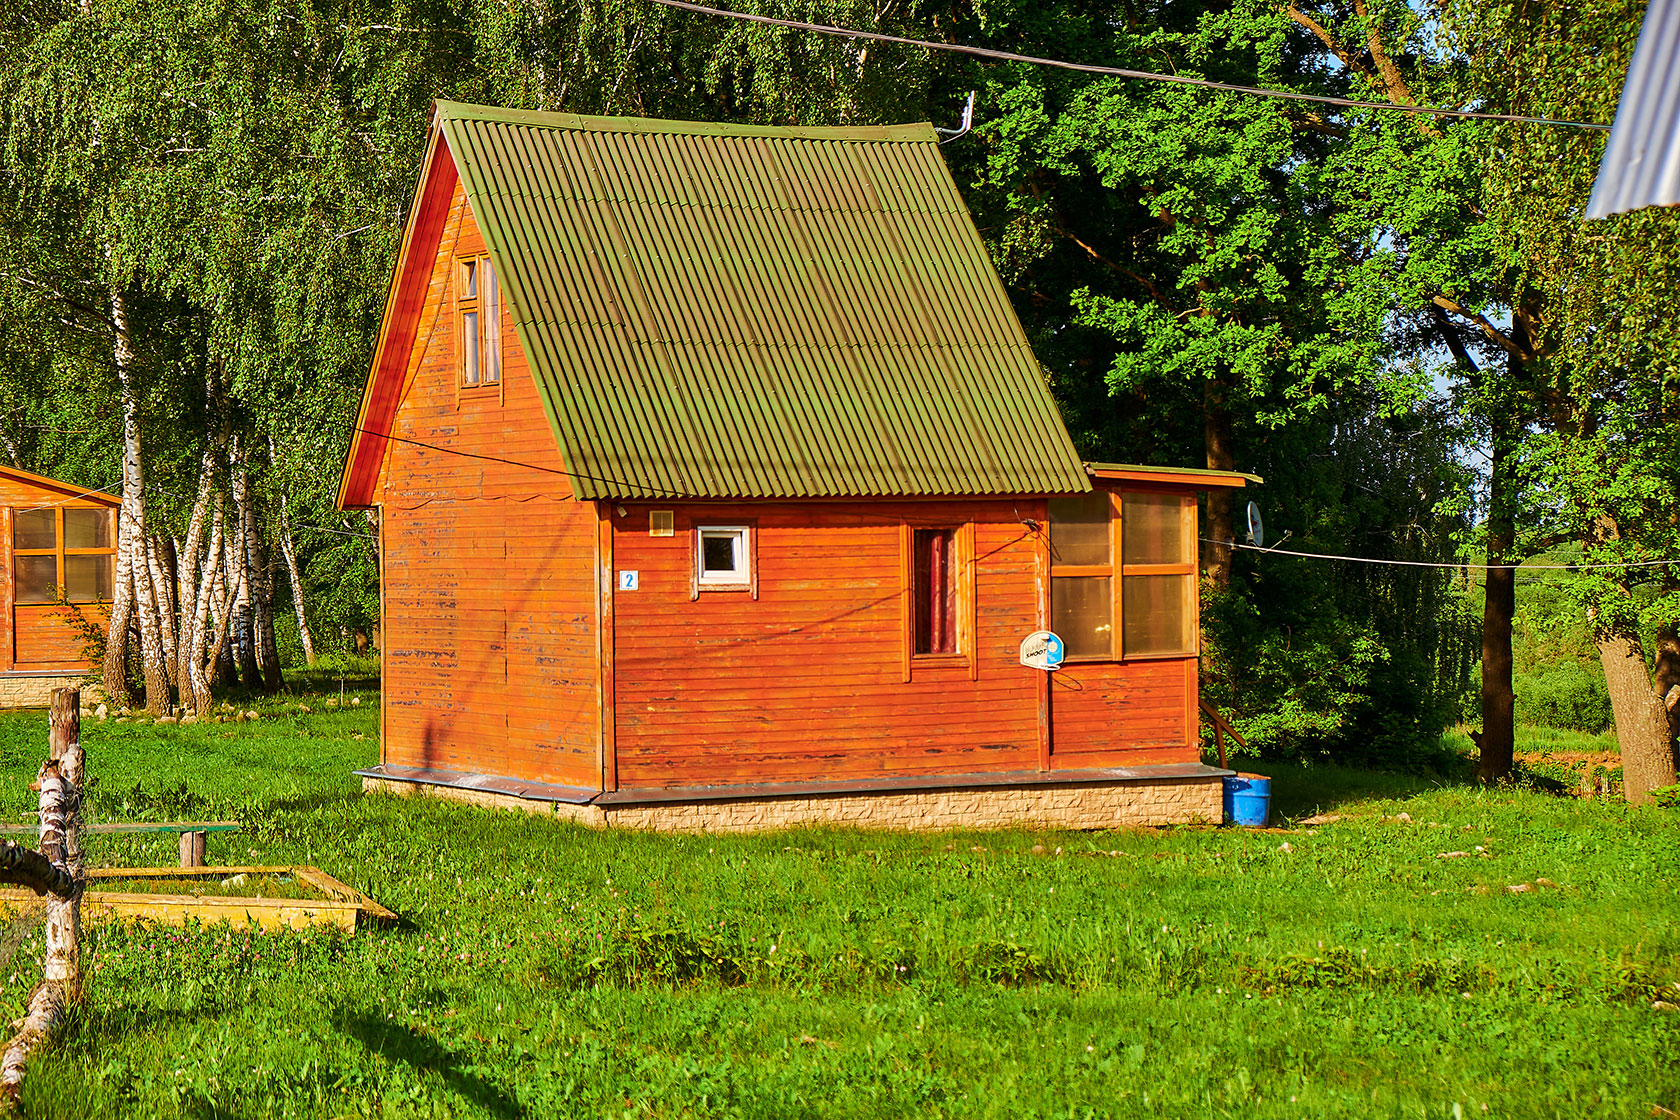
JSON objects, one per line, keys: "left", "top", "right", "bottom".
{"left": 245, "top": 491, "right": 283, "bottom": 693}
{"left": 1600, "top": 627, "right": 1677, "bottom": 804}
{"left": 0, "top": 690, "right": 83, "bottom": 1099}
{"left": 101, "top": 289, "right": 140, "bottom": 709}
{"left": 1203, "top": 376, "right": 1236, "bottom": 589}
{"left": 228, "top": 437, "right": 261, "bottom": 687}
{"left": 274, "top": 462, "right": 316, "bottom": 667}
{"left": 131, "top": 526, "right": 171, "bottom": 716}
{"left": 176, "top": 472, "right": 213, "bottom": 703}
{"left": 209, "top": 500, "right": 240, "bottom": 692}
{"left": 1654, "top": 609, "right": 1680, "bottom": 774}
{"left": 147, "top": 534, "right": 178, "bottom": 690}
{"left": 1476, "top": 412, "right": 1517, "bottom": 783}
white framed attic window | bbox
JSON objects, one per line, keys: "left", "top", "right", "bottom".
{"left": 695, "top": 525, "right": 752, "bottom": 592}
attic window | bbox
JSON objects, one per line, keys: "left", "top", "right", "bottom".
{"left": 457, "top": 255, "right": 501, "bottom": 388}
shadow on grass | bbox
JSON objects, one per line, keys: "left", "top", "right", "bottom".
{"left": 1235, "top": 762, "right": 1468, "bottom": 821}
{"left": 341, "top": 1010, "right": 521, "bottom": 1118}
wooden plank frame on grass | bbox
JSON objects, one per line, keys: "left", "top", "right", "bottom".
{"left": 0, "top": 866, "right": 397, "bottom": 934}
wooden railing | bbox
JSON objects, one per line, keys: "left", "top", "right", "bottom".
{"left": 1198, "top": 697, "right": 1248, "bottom": 770}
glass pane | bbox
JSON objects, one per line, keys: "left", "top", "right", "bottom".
{"left": 1052, "top": 576, "right": 1112, "bottom": 660}
{"left": 13, "top": 509, "right": 55, "bottom": 551}
{"left": 64, "top": 508, "right": 111, "bottom": 549}
{"left": 64, "top": 555, "right": 112, "bottom": 603}
{"left": 482, "top": 261, "right": 501, "bottom": 384}
{"left": 913, "top": 528, "right": 957, "bottom": 654}
{"left": 1048, "top": 491, "right": 1110, "bottom": 566}
{"left": 460, "top": 259, "right": 477, "bottom": 300}
{"left": 700, "top": 530, "right": 743, "bottom": 580}
{"left": 1122, "top": 492, "right": 1190, "bottom": 565}
{"left": 15, "top": 555, "right": 57, "bottom": 604}
{"left": 461, "top": 311, "right": 479, "bottom": 385}
{"left": 1122, "top": 574, "right": 1195, "bottom": 656}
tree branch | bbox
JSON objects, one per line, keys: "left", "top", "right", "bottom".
{"left": 1430, "top": 295, "right": 1528, "bottom": 361}
{"left": 0, "top": 842, "right": 71, "bottom": 898}
{"left": 1284, "top": 5, "right": 1376, "bottom": 82}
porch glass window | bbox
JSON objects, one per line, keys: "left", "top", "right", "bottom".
{"left": 912, "top": 528, "right": 958, "bottom": 654}
{"left": 1048, "top": 489, "right": 1196, "bottom": 660}
{"left": 1049, "top": 491, "right": 1114, "bottom": 659}
{"left": 14, "top": 507, "right": 115, "bottom": 604}
{"left": 1119, "top": 493, "right": 1196, "bottom": 657}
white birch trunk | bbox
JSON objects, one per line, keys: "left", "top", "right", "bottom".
{"left": 277, "top": 496, "right": 315, "bottom": 666}
{"left": 146, "top": 534, "right": 178, "bottom": 691}
{"left": 101, "top": 288, "right": 139, "bottom": 707}
{"left": 228, "top": 436, "right": 260, "bottom": 687}
{"left": 270, "top": 437, "right": 316, "bottom": 667}
{"left": 185, "top": 506, "right": 225, "bottom": 716}
{"left": 1, "top": 690, "right": 83, "bottom": 1099}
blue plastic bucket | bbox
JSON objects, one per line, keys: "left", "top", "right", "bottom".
{"left": 1223, "top": 773, "right": 1272, "bottom": 827}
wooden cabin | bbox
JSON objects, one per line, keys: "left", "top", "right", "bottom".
{"left": 0, "top": 467, "right": 117, "bottom": 705}
{"left": 339, "top": 101, "right": 1255, "bottom": 831}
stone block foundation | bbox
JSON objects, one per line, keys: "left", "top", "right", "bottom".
{"left": 362, "top": 774, "right": 1222, "bottom": 833}
{"left": 0, "top": 674, "right": 92, "bottom": 709}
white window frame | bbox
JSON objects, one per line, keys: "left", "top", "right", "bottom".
{"left": 695, "top": 525, "right": 751, "bottom": 589}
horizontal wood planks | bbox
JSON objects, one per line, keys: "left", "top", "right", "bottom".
{"left": 1048, "top": 657, "right": 1197, "bottom": 763}
{"left": 610, "top": 502, "right": 1200, "bottom": 788}
{"left": 377, "top": 176, "right": 599, "bottom": 789}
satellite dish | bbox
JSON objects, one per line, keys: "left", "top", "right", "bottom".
{"left": 1245, "top": 501, "right": 1264, "bottom": 548}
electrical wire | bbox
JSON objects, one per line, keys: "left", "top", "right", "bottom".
{"left": 360, "top": 428, "right": 1680, "bottom": 573}
{"left": 1215, "top": 539, "right": 1677, "bottom": 572}
{"left": 357, "top": 426, "right": 730, "bottom": 498}
{"left": 645, "top": 0, "right": 1613, "bottom": 131}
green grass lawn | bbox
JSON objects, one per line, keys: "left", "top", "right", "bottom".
{"left": 0, "top": 696, "right": 1673, "bottom": 1118}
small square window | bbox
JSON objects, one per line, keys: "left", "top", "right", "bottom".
{"left": 696, "top": 526, "right": 750, "bottom": 587}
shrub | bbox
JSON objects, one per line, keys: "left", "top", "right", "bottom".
{"left": 1514, "top": 662, "right": 1612, "bottom": 733}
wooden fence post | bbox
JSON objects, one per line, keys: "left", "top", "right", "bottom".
{"left": 0, "top": 687, "right": 84, "bottom": 1099}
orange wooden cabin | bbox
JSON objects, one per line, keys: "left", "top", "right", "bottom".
{"left": 339, "top": 102, "right": 1255, "bottom": 831}
{"left": 0, "top": 467, "right": 116, "bottom": 706}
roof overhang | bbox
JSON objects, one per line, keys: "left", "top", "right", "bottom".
{"left": 1085, "top": 462, "right": 1259, "bottom": 488}
{"left": 336, "top": 111, "right": 457, "bottom": 510}
{"left": 0, "top": 466, "right": 121, "bottom": 506}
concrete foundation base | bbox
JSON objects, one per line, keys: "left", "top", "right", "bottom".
{"left": 361, "top": 772, "right": 1222, "bottom": 833}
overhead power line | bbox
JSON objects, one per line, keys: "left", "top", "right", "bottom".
{"left": 1221, "top": 539, "right": 1675, "bottom": 572}
{"left": 645, "top": 0, "right": 1612, "bottom": 132}
{"left": 359, "top": 429, "right": 1679, "bottom": 572}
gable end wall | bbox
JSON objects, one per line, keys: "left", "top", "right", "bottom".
{"left": 375, "top": 170, "right": 600, "bottom": 789}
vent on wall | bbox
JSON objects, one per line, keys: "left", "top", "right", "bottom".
{"left": 650, "top": 511, "right": 674, "bottom": 537}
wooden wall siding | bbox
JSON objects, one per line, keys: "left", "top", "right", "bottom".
{"left": 13, "top": 605, "right": 104, "bottom": 667}
{"left": 610, "top": 502, "right": 1200, "bottom": 789}
{"left": 376, "top": 175, "right": 599, "bottom": 788}
{"left": 1047, "top": 657, "right": 1195, "bottom": 766}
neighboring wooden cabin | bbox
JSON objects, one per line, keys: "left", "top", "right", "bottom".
{"left": 0, "top": 467, "right": 117, "bottom": 705}
{"left": 339, "top": 101, "right": 1255, "bottom": 831}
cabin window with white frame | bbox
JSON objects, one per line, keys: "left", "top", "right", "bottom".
{"left": 13, "top": 507, "right": 115, "bottom": 605}
{"left": 1048, "top": 489, "right": 1196, "bottom": 660}
{"left": 456, "top": 255, "right": 502, "bottom": 387}
{"left": 696, "top": 526, "right": 750, "bottom": 589}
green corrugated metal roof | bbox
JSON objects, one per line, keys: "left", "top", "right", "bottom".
{"left": 435, "top": 100, "right": 1090, "bottom": 500}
